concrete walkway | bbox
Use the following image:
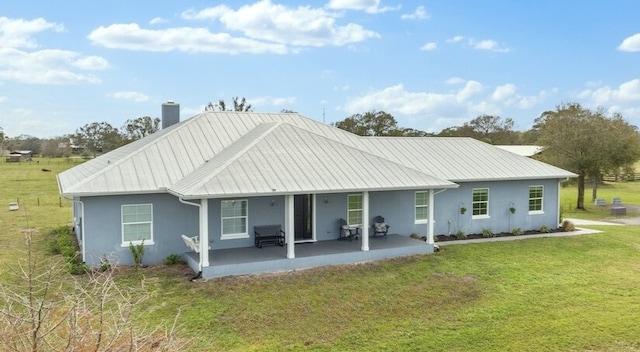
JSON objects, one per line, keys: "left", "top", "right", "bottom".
{"left": 564, "top": 218, "right": 623, "bottom": 226}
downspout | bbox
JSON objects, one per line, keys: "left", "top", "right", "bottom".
{"left": 72, "top": 199, "right": 85, "bottom": 263}
{"left": 558, "top": 178, "right": 570, "bottom": 226}
{"left": 178, "top": 197, "right": 203, "bottom": 281}
{"left": 428, "top": 188, "right": 449, "bottom": 247}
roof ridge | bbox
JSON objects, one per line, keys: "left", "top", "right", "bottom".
{"left": 173, "top": 121, "right": 282, "bottom": 196}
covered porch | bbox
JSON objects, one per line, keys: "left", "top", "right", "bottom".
{"left": 183, "top": 234, "right": 434, "bottom": 279}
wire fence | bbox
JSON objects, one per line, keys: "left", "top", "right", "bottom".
{"left": 6, "top": 196, "right": 73, "bottom": 209}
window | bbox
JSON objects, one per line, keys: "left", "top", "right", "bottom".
{"left": 529, "top": 186, "right": 544, "bottom": 213}
{"left": 415, "top": 191, "right": 428, "bottom": 223}
{"left": 347, "top": 194, "right": 363, "bottom": 226}
{"left": 122, "top": 204, "right": 153, "bottom": 245}
{"left": 472, "top": 188, "right": 489, "bottom": 217}
{"left": 221, "top": 199, "right": 248, "bottom": 239}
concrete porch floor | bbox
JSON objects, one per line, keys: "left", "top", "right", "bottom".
{"left": 183, "top": 234, "right": 433, "bottom": 279}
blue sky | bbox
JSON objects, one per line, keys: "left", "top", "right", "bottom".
{"left": 1, "top": 0, "right": 640, "bottom": 138}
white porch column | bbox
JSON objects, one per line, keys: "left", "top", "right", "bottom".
{"left": 361, "top": 191, "right": 370, "bottom": 251}
{"left": 427, "top": 189, "right": 435, "bottom": 245}
{"left": 285, "top": 194, "right": 295, "bottom": 259}
{"left": 199, "top": 198, "right": 210, "bottom": 269}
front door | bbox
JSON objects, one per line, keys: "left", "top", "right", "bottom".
{"left": 294, "top": 194, "right": 313, "bottom": 240}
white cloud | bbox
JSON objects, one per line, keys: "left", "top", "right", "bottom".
{"left": 445, "top": 77, "right": 465, "bottom": 85}
{"left": 0, "top": 17, "right": 64, "bottom": 49}
{"left": 401, "top": 6, "right": 429, "bottom": 20}
{"left": 326, "top": 0, "right": 400, "bottom": 14}
{"left": 343, "top": 83, "right": 471, "bottom": 117}
{"left": 0, "top": 96, "right": 7, "bottom": 103}
{"left": 0, "top": 48, "right": 102, "bottom": 84}
{"left": 446, "top": 36, "right": 465, "bottom": 43}
{"left": 181, "top": 1, "right": 380, "bottom": 48}
{"left": 618, "top": 33, "right": 640, "bottom": 52}
{"left": 111, "top": 91, "right": 150, "bottom": 102}
{"left": 0, "top": 17, "right": 106, "bottom": 85}
{"left": 342, "top": 81, "right": 547, "bottom": 126}
{"left": 456, "top": 81, "right": 484, "bottom": 102}
{"left": 446, "top": 35, "right": 510, "bottom": 53}
{"left": 182, "top": 5, "right": 232, "bottom": 20}
{"left": 149, "top": 17, "right": 168, "bottom": 25}
{"left": 420, "top": 42, "right": 437, "bottom": 51}
{"left": 74, "top": 56, "right": 109, "bottom": 70}
{"left": 491, "top": 83, "right": 517, "bottom": 101}
{"left": 88, "top": 23, "right": 290, "bottom": 54}
{"left": 579, "top": 79, "right": 640, "bottom": 106}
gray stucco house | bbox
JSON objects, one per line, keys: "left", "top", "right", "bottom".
{"left": 57, "top": 103, "right": 576, "bottom": 279}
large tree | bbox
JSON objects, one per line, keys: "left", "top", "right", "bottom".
{"left": 75, "top": 122, "right": 123, "bottom": 156}
{"left": 333, "top": 110, "right": 430, "bottom": 136}
{"left": 205, "top": 97, "right": 253, "bottom": 112}
{"left": 121, "top": 116, "right": 160, "bottom": 142}
{"left": 535, "top": 103, "right": 640, "bottom": 209}
{"left": 437, "top": 115, "right": 520, "bottom": 144}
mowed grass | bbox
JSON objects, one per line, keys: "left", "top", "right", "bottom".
{"left": 1, "top": 158, "right": 640, "bottom": 351}
{"left": 561, "top": 180, "right": 640, "bottom": 220}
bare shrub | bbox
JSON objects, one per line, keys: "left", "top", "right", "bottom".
{"left": 561, "top": 220, "right": 576, "bottom": 232}
{"left": 0, "top": 232, "right": 186, "bottom": 351}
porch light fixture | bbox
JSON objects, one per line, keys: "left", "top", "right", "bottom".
{"left": 270, "top": 200, "right": 276, "bottom": 207}
{"left": 323, "top": 197, "right": 329, "bottom": 204}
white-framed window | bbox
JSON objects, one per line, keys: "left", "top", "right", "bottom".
{"left": 529, "top": 185, "right": 544, "bottom": 213}
{"left": 472, "top": 188, "right": 489, "bottom": 218}
{"left": 221, "top": 199, "right": 249, "bottom": 239}
{"left": 347, "top": 194, "right": 363, "bottom": 226}
{"left": 121, "top": 204, "right": 153, "bottom": 246}
{"left": 415, "top": 191, "right": 428, "bottom": 224}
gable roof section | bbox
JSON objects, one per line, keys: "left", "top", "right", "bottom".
{"left": 58, "top": 112, "right": 361, "bottom": 197}
{"left": 169, "top": 122, "right": 457, "bottom": 199}
{"left": 359, "top": 137, "right": 576, "bottom": 182}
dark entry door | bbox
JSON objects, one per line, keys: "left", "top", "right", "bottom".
{"left": 294, "top": 194, "right": 313, "bottom": 240}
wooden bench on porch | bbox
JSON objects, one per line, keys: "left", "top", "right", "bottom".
{"left": 254, "top": 225, "right": 285, "bottom": 248}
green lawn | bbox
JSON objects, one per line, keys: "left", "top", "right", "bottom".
{"left": 0, "top": 158, "right": 77, "bottom": 264}
{"left": 561, "top": 180, "right": 640, "bottom": 220}
{"left": 1, "top": 159, "right": 640, "bottom": 351}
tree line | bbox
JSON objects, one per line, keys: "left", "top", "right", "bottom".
{"left": 1, "top": 116, "right": 161, "bottom": 158}
{"left": 1, "top": 100, "right": 639, "bottom": 210}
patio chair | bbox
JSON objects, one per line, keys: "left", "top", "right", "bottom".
{"left": 372, "top": 216, "right": 389, "bottom": 238}
{"left": 338, "top": 218, "right": 359, "bottom": 241}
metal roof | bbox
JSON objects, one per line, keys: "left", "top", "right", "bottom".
{"left": 169, "top": 122, "right": 456, "bottom": 199}
{"left": 495, "top": 145, "right": 545, "bottom": 157}
{"left": 358, "top": 137, "right": 576, "bottom": 182}
{"left": 58, "top": 112, "right": 575, "bottom": 198}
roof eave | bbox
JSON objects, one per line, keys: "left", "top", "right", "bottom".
{"left": 450, "top": 174, "right": 578, "bottom": 183}
{"left": 60, "top": 189, "right": 169, "bottom": 198}
{"left": 169, "top": 183, "right": 459, "bottom": 200}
